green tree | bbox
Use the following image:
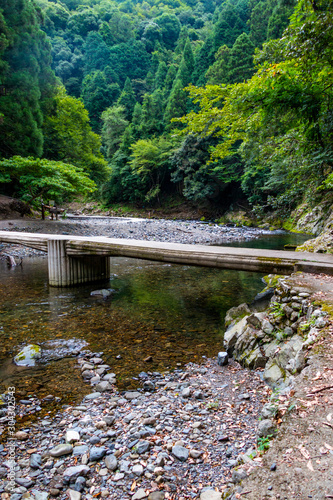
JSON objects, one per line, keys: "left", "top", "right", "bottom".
{"left": 0, "top": 0, "right": 56, "bottom": 158}
{"left": 117, "top": 77, "right": 136, "bottom": 121}
{"left": 43, "top": 87, "right": 108, "bottom": 185}
{"left": 101, "top": 105, "right": 129, "bottom": 159}
{"left": 0, "top": 156, "right": 96, "bottom": 205}
{"left": 81, "top": 70, "right": 121, "bottom": 131}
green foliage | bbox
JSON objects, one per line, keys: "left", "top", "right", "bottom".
{"left": 43, "top": 87, "right": 108, "bottom": 185}
{"left": 0, "top": 156, "right": 96, "bottom": 204}
{"left": 101, "top": 105, "right": 129, "bottom": 159}
{"left": 257, "top": 434, "right": 274, "bottom": 452}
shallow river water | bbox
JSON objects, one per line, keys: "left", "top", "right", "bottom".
{"left": 0, "top": 230, "right": 310, "bottom": 406}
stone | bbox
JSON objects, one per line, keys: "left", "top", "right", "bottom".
{"left": 15, "top": 431, "right": 29, "bottom": 440}
{"left": 261, "top": 403, "right": 277, "bottom": 419}
{"left": 257, "top": 419, "right": 277, "bottom": 438}
{"left": 73, "top": 445, "right": 89, "bottom": 456}
{"left": 181, "top": 387, "right": 191, "bottom": 398}
{"left": 200, "top": 489, "right": 222, "bottom": 500}
{"left": 63, "top": 465, "right": 90, "bottom": 482}
{"left": 231, "top": 468, "right": 247, "bottom": 484}
{"left": 217, "top": 351, "right": 228, "bottom": 366}
{"left": 136, "top": 440, "right": 151, "bottom": 454}
{"left": 223, "top": 316, "right": 248, "bottom": 354}
{"left": 16, "top": 478, "right": 35, "bottom": 488}
{"left": 225, "top": 303, "right": 251, "bottom": 327}
{"left": 30, "top": 453, "right": 42, "bottom": 469}
{"left": 14, "top": 344, "right": 41, "bottom": 367}
{"left": 132, "top": 464, "right": 144, "bottom": 476}
{"left": 284, "top": 327, "right": 293, "bottom": 337}
{"left": 67, "top": 489, "right": 81, "bottom": 500}
{"left": 113, "top": 472, "right": 125, "bottom": 481}
{"left": 295, "top": 350, "right": 306, "bottom": 373}
{"left": 89, "top": 446, "right": 107, "bottom": 462}
{"left": 90, "top": 289, "right": 113, "bottom": 298}
{"left": 95, "top": 381, "right": 112, "bottom": 392}
{"left": 172, "top": 445, "right": 189, "bottom": 462}
{"left": 84, "top": 392, "right": 101, "bottom": 400}
{"left": 31, "top": 491, "right": 49, "bottom": 500}
{"left": 125, "top": 391, "right": 141, "bottom": 400}
{"left": 263, "top": 361, "right": 284, "bottom": 386}
{"left": 49, "top": 444, "right": 73, "bottom": 457}
{"left": 262, "top": 319, "right": 274, "bottom": 334}
{"left": 190, "top": 449, "right": 203, "bottom": 459}
{"left": 246, "top": 313, "right": 262, "bottom": 328}
{"left": 132, "top": 489, "right": 148, "bottom": 500}
{"left": 148, "top": 493, "right": 165, "bottom": 500}
{"left": 66, "top": 430, "right": 80, "bottom": 444}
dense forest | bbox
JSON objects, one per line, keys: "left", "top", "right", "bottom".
{"left": 0, "top": 0, "right": 332, "bottom": 219}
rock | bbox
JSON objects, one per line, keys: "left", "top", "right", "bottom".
{"left": 30, "top": 453, "right": 42, "bottom": 469}
{"left": 84, "top": 392, "right": 101, "bottom": 400}
{"left": 136, "top": 440, "right": 151, "bottom": 454}
{"left": 231, "top": 468, "right": 247, "bottom": 484}
{"left": 172, "top": 445, "right": 189, "bottom": 462}
{"left": 200, "top": 489, "right": 222, "bottom": 500}
{"left": 95, "top": 381, "right": 112, "bottom": 392}
{"left": 90, "top": 289, "right": 114, "bottom": 298}
{"left": 190, "top": 449, "right": 203, "bottom": 459}
{"left": 73, "top": 445, "right": 89, "bottom": 456}
{"left": 257, "top": 419, "right": 277, "bottom": 438}
{"left": 32, "top": 492, "right": 49, "bottom": 500}
{"left": 148, "top": 493, "right": 165, "bottom": 500}
{"left": 225, "top": 303, "right": 251, "bottom": 327}
{"left": 261, "top": 403, "right": 277, "bottom": 419}
{"left": 295, "top": 350, "right": 306, "bottom": 373}
{"left": 132, "top": 489, "right": 147, "bottom": 500}
{"left": 104, "top": 454, "right": 118, "bottom": 471}
{"left": 223, "top": 316, "right": 248, "bottom": 354}
{"left": 132, "top": 464, "right": 144, "bottom": 476}
{"left": 16, "top": 477, "right": 35, "bottom": 488}
{"left": 263, "top": 361, "right": 284, "bottom": 387}
{"left": 181, "top": 387, "right": 191, "bottom": 398}
{"left": 246, "top": 313, "right": 262, "bottom": 328}
{"left": 217, "top": 351, "right": 228, "bottom": 366}
{"left": 270, "top": 462, "right": 277, "bottom": 471}
{"left": 66, "top": 430, "right": 80, "bottom": 444}
{"left": 15, "top": 431, "right": 29, "bottom": 440}
{"left": 63, "top": 465, "right": 90, "bottom": 482}
{"left": 49, "top": 444, "right": 73, "bottom": 457}
{"left": 67, "top": 489, "right": 81, "bottom": 500}
{"left": 262, "top": 319, "right": 274, "bottom": 334}
{"left": 14, "top": 344, "right": 41, "bottom": 367}
{"left": 89, "top": 446, "right": 107, "bottom": 462}
{"left": 125, "top": 391, "right": 141, "bottom": 400}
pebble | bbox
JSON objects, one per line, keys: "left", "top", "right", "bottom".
{"left": 49, "top": 444, "right": 73, "bottom": 457}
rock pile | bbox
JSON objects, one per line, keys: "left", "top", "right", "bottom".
{"left": 224, "top": 275, "right": 329, "bottom": 390}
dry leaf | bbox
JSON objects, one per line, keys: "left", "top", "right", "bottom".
{"left": 131, "top": 481, "right": 136, "bottom": 491}
{"left": 327, "top": 413, "right": 332, "bottom": 422}
{"left": 307, "top": 460, "right": 314, "bottom": 472}
{"left": 312, "top": 371, "right": 322, "bottom": 381}
{"left": 319, "top": 446, "right": 328, "bottom": 454}
{"left": 324, "top": 443, "right": 333, "bottom": 450}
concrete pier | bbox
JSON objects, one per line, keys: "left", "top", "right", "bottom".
{"left": 47, "top": 239, "right": 110, "bottom": 286}
{"left": 0, "top": 231, "right": 332, "bottom": 286}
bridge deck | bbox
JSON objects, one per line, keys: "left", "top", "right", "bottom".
{"left": 0, "top": 231, "right": 332, "bottom": 276}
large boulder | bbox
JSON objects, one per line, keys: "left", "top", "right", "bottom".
{"left": 224, "top": 303, "right": 251, "bottom": 328}
{"left": 14, "top": 345, "right": 41, "bottom": 367}
{"left": 223, "top": 316, "right": 248, "bottom": 354}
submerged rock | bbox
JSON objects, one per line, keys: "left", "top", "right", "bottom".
{"left": 14, "top": 344, "right": 41, "bottom": 367}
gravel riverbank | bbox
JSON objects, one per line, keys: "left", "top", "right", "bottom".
{"left": 0, "top": 217, "right": 268, "bottom": 260}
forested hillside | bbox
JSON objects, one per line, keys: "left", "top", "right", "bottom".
{"left": 0, "top": 0, "right": 332, "bottom": 221}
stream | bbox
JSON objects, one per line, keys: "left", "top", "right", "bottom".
{"left": 0, "top": 230, "right": 310, "bottom": 407}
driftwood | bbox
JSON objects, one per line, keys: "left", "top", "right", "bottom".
{"left": 41, "top": 203, "right": 65, "bottom": 220}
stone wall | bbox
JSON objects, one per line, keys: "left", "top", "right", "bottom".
{"left": 223, "top": 276, "right": 329, "bottom": 390}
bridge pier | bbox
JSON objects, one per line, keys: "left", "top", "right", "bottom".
{"left": 47, "top": 239, "right": 110, "bottom": 287}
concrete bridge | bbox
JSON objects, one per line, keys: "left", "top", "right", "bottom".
{"left": 0, "top": 231, "right": 332, "bottom": 286}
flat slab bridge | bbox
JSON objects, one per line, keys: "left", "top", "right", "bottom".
{"left": 0, "top": 231, "right": 332, "bottom": 287}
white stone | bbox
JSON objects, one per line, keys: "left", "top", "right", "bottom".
{"left": 200, "top": 489, "right": 222, "bottom": 500}
{"left": 132, "top": 489, "right": 148, "bottom": 500}
{"left": 65, "top": 430, "right": 80, "bottom": 444}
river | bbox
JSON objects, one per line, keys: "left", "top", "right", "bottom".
{"left": 0, "top": 230, "right": 310, "bottom": 407}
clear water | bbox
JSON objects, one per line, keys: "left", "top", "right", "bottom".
{"left": 0, "top": 231, "right": 311, "bottom": 406}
